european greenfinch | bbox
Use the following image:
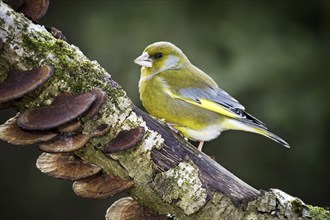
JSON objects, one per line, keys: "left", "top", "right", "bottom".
{"left": 134, "top": 41, "right": 289, "bottom": 150}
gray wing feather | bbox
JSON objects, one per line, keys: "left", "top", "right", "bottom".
{"left": 179, "top": 87, "right": 267, "bottom": 128}
{"left": 179, "top": 87, "right": 245, "bottom": 110}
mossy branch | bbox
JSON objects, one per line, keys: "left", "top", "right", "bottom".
{"left": 0, "top": 2, "right": 328, "bottom": 219}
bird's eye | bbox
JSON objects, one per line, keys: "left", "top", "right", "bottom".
{"left": 154, "top": 53, "right": 163, "bottom": 59}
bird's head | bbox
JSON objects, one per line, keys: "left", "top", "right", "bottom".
{"left": 134, "top": 41, "right": 189, "bottom": 76}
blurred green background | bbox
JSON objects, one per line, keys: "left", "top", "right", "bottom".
{"left": 1, "top": 0, "right": 329, "bottom": 219}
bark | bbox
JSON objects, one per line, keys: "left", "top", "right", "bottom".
{"left": 0, "top": 2, "right": 328, "bottom": 219}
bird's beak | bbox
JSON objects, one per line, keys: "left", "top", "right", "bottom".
{"left": 134, "top": 52, "right": 152, "bottom": 68}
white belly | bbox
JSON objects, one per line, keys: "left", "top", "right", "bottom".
{"left": 175, "top": 124, "right": 222, "bottom": 141}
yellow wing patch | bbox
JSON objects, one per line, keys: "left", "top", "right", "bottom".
{"left": 198, "top": 99, "right": 240, "bottom": 118}
{"left": 164, "top": 88, "right": 241, "bottom": 119}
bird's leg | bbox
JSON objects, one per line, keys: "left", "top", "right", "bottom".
{"left": 197, "top": 141, "right": 204, "bottom": 151}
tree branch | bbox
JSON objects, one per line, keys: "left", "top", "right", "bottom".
{"left": 0, "top": 2, "right": 328, "bottom": 219}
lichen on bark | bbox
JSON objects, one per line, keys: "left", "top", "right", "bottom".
{"left": 152, "top": 158, "right": 208, "bottom": 215}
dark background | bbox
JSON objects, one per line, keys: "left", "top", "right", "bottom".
{"left": 1, "top": 0, "right": 329, "bottom": 219}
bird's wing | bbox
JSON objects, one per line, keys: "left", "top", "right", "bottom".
{"left": 161, "top": 67, "right": 266, "bottom": 127}
{"left": 180, "top": 86, "right": 244, "bottom": 110}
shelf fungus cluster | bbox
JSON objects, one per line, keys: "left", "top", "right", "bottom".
{"left": 1, "top": 3, "right": 163, "bottom": 218}
{"left": 0, "top": 63, "right": 165, "bottom": 219}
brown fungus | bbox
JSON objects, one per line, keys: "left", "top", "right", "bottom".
{"left": 72, "top": 173, "right": 134, "bottom": 199}
{"left": 104, "top": 127, "right": 145, "bottom": 153}
{"left": 36, "top": 153, "right": 102, "bottom": 181}
{"left": 39, "top": 133, "right": 90, "bottom": 153}
{"left": 57, "top": 120, "right": 81, "bottom": 133}
{"left": 0, "top": 64, "right": 54, "bottom": 104}
{"left": 19, "top": 0, "right": 49, "bottom": 20}
{"left": 18, "top": 92, "right": 96, "bottom": 130}
{"left": 106, "top": 197, "right": 169, "bottom": 220}
{"left": 0, "top": 114, "right": 57, "bottom": 145}
{"left": 85, "top": 87, "right": 107, "bottom": 117}
{"left": 45, "top": 26, "right": 67, "bottom": 41}
{"left": 91, "top": 124, "right": 111, "bottom": 137}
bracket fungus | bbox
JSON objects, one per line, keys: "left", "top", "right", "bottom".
{"left": 104, "top": 126, "right": 145, "bottom": 153}
{"left": 85, "top": 87, "right": 107, "bottom": 117}
{"left": 0, "top": 64, "right": 54, "bottom": 104}
{"left": 39, "top": 133, "right": 90, "bottom": 153}
{"left": 20, "top": 0, "right": 49, "bottom": 20}
{"left": 72, "top": 173, "right": 134, "bottom": 199}
{"left": 106, "top": 197, "right": 169, "bottom": 220}
{"left": 58, "top": 120, "right": 82, "bottom": 133}
{"left": 36, "top": 153, "right": 102, "bottom": 181}
{"left": 91, "top": 124, "right": 111, "bottom": 137}
{"left": 45, "top": 26, "right": 67, "bottom": 41}
{"left": 0, "top": 115, "right": 57, "bottom": 145}
{"left": 18, "top": 92, "right": 96, "bottom": 130}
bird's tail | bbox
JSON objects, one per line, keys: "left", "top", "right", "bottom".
{"left": 225, "top": 119, "right": 290, "bottom": 148}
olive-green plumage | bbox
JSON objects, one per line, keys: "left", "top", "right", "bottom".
{"left": 134, "top": 41, "right": 289, "bottom": 149}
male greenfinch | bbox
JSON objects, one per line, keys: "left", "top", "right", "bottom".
{"left": 134, "top": 41, "right": 289, "bottom": 150}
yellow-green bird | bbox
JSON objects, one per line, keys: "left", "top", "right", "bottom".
{"left": 134, "top": 41, "right": 289, "bottom": 150}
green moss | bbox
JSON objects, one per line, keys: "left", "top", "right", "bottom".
{"left": 308, "top": 205, "right": 330, "bottom": 220}
{"left": 22, "top": 34, "right": 77, "bottom": 69}
{"left": 17, "top": 33, "right": 121, "bottom": 109}
{"left": 291, "top": 199, "right": 303, "bottom": 215}
{"left": 8, "top": 28, "right": 131, "bottom": 135}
